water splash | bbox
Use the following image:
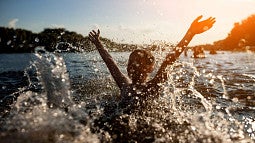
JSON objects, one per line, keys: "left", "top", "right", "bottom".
{"left": 217, "top": 75, "right": 229, "bottom": 99}
{"left": 0, "top": 47, "right": 99, "bottom": 142}
{"left": 34, "top": 47, "right": 73, "bottom": 109}
{"left": 0, "top": 49, "right": 254, "bottom": 142}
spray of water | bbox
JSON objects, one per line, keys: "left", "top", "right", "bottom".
{"left": 0, "top": 45, "right": 254, "bottom": 142}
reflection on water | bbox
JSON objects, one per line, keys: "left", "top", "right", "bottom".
{"left": 0, "top": 51, "right": 254, "bottom": 142}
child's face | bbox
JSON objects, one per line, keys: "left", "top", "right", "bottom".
{"left": 144, "top": 63, "right": 154, "bottom": 73}
{"left": 138, "top": 64, "right": 154, "bottom": 82}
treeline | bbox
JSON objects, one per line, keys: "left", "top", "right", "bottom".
{"left": 0, "top": 27, "right": 36, "bottom": 53}
{"left": 195, "top": 14, "right": 255, "bottom": 51}
{"left": 0, "top": 27, "right": 87, "bottom": 53}
{"left": 0, "top": 27, "right": 137, "bottom": 53}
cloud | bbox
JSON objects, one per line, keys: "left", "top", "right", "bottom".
{"left": 8, "top": 18, "right": 19, "bottom": 28}
{"left": 51, "top": 24, "right": 65, "bottom": 28}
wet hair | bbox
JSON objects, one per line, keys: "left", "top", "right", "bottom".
{"left": 127, "top": 49, "right": 155, "bottom": 82}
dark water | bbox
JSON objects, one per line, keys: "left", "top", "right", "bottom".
{"left": 0, "top": 50, "right": 254, "bottom": 143}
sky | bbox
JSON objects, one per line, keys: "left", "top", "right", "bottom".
{"left": 0, "top": 0, "right": 254, "bottom": 46}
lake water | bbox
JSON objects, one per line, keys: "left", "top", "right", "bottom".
{"left": 0, "top": 50, "right": 254, "bottom": 142}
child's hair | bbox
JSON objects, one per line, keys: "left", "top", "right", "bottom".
{"left": 127, "top": 49, "right": 155, "bottom": 82}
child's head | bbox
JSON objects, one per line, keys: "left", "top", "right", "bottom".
{"left": 127, "top": 49, "right": 155, "bottom": 83}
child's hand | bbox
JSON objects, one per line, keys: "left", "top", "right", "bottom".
{"left": 88, "top": 29, "right": 101, "bottom": 45}
{"left": 188, "top": 15, "right": 216, "bottom": 35}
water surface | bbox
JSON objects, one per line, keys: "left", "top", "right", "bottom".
{"left": 0, "top": 51, "right": 254, "bottom": 142}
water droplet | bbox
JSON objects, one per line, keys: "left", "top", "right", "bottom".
{"left": 136, "top": 89, "right": 142, "bottom": 94}
{"left": 191, "top": 126, "right": 196, "bottom": 131}
{"left": 247, "top": 128, "right": 253, "bottom": 133}
{"left": 35, "top": 37, "right": 39, "bottom": 42}
{"left": 7, "top": 40, "right": 11, "bottom": 45}
{"left": 53, "top": 112, "right": 58, "bottom": 117}
{"left": 209, "top": 79, "right": 214, "bottom": 84}
{"left": 21, "top": 129, "right": 25, "bottom": 132}
{"left": 232, "top": 98, "right": 238, "bottom": 102}
{"left": 59, "top": 134, "right": 65, "bottom": 139}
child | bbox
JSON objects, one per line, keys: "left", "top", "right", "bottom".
{"left": 88, "top": 15, "right": 215, "bottom": 114}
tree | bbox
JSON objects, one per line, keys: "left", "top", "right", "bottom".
{"left": 222, "top": 14, "right": 255, "bottom": 51}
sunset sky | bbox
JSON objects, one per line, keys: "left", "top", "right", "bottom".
{"left": 0, "top": 0, "right": 254, "bottom": 46}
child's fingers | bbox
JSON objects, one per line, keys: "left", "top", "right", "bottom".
{"left": 92, "top": 30, "right": 97, "bottom": 35}
{"left": 88, "top": 34, "right": 95, "bottom": 41}
{"left": 89, "top": 32, "right": 94, "bottom": 36}
{"left": 98, "top": 29, "right": 100, "bottom": 35}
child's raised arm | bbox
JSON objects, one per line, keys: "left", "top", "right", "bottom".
{"left": 151, "top": 15, "right": 216, "bottom": 84}
{"left": 175, "top": 15, "right": 215, "bottom": 58}
{"left": 88, "top": 30, "right": 130, "bottom": 89}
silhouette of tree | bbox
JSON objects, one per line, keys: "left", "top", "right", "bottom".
{"left": 0, "top": 27, "right": 36, "bottom": 53}
{"left": 222, "top": 14, "right": 255, "bottom": 51}
{"left": 0, "top": 27, "right": 135, "bottom": 53}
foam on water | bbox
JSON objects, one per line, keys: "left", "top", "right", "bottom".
{"left": 0, "top": 47, "right": 254, "bottom": 142}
